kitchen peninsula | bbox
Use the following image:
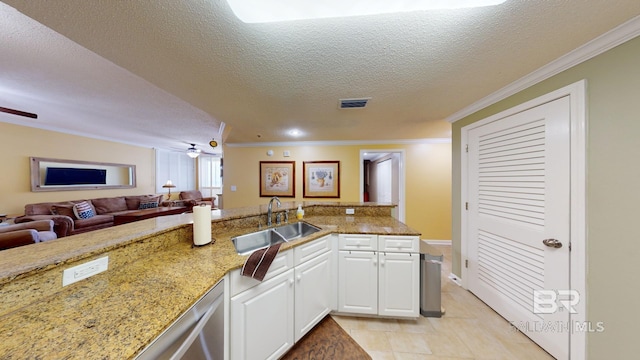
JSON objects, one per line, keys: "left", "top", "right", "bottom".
{"left": 0, "top": 202, "right": 420, "bottom": 359}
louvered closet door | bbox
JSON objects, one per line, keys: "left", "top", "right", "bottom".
{"left": 467, "top": 96, "right": 570, "bottom": 360}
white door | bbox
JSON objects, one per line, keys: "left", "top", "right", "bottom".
{"left": 378, "top": 252, "right": 420, "bottom": 317}
{"left": 360, "top": 150, "right": 406, "bottom": 222}
{"left": 294, "top": 252, "right": 333, "bottom": 341}
{"left": 376, "top": 159, "right": 393, "bottom": 203}
{"left": 230, "top": 269, "right": 295, "bottom": 360}
{"left": 467, "top": 96, "right": 570, "bottom": 359}
{"left": 338, "top": 250, "right": 378, "bottom": 314}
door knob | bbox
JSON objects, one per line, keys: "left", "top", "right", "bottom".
{"left": 543, "top": 238, "right": 562, "bottom": 248}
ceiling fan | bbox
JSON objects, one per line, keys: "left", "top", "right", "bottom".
{"left": 186, "top": 143, "right": 201, "bottom": 158}
{"left": 180, "top": 141, "right": 221, "bottom": 158}
{"left": 0, "top": 106, "right": 38, "bottom": 119}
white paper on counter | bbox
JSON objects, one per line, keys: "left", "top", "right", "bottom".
{"left": 193, "top": 204, "right": 212, "bottom": 246}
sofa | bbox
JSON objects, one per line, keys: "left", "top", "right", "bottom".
{"left": 15, "top": 194, "right": 186, "bottom": 238}
{"left": 0, "top": 220, "right": 57, "bottom": 250}
{"left": 179, "top": 190, "right": 216, "bottom": 208}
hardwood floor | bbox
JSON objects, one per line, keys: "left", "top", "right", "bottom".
{"left": 332, "top": 244, "right": 554, "bottom": 360}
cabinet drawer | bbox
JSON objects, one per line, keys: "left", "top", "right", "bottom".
{"left": 379, "top": 235, "right": 419, "bottom": 253}
{"left": 294, "top": 235, "right": 333, "bottom": 266}
{"left": 338, "top": 234, "right": 378, "bottom": 251}
{"left": 230, "top": 250, "right": 293, "bottom": 296}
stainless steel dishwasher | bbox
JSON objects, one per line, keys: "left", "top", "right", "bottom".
{"left": 136, "top": 279, "right": 225, "bottom": 360}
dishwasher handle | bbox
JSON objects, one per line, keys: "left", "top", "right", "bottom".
{"left": 169, "top": 293, "right": 223, "bottom": 360}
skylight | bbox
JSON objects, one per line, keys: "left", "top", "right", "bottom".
{"left": 226, "top": 0, "right": 507, "bottom": 23}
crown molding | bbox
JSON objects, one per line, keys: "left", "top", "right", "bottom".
{"left": 447, "top": 15, "right": 640, "bottom": 123}
{"left": 224, "top": 137, "right": 451, "bottom": 147}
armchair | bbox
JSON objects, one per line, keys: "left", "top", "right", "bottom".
{"left": 179, "top": 190, "right": 216, "bottom": 208}
{"left": 0, "top": 220, "right": 58, "bottom": 250}
{"left": 15, "top": 214, "right": 74, "bottom": 238}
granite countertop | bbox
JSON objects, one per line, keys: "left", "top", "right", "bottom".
{"left": 0, "top": 203, "right": 419, "bottom": 359}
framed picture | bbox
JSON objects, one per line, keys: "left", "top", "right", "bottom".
{"left": 303, "top": 161, "right": 340, "bottom": 198}
{"left": 259, "top": 161, "right": 295, "bottom": 197}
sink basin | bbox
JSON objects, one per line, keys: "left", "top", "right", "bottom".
{"left": 274, "top": 222, "right": 321, "bottom": 241}
{"left": 231, "top": 222, "right": 321, "bottom": 255}
{"left": 231, "top": 229, "right": 287, "bottom": 255}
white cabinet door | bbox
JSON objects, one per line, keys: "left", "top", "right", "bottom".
{"left": 230, "top": 269, "right": 294, "bottom": 360}
{"left": 294, "top": 251, "right": 333, "bottom": 342}
{"left": 338, "top": 250, "right": 378, "bottom": 315}
{"left": 378, "top": 252, "right": 420, "bottom": 317}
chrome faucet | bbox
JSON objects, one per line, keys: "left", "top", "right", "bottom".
{"left": 267, "top": 196, "right": 281, "bottom": 227}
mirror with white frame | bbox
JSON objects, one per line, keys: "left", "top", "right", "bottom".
{"left": 30, "top": 157, "right": 136, "bottom": 192}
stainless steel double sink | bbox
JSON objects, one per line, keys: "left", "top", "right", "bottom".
{"left": 231, "top": 222, "right": 321, "bottom": 255}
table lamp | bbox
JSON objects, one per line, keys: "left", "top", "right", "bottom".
{"left": 162, "top": 180, "right": 176, "bottom": 200}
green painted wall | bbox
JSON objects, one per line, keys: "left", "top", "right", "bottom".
{"left": 452, "top": 36, "right": 640, "bottom": 358}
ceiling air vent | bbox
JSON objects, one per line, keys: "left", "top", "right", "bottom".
{"left": 339, "top": 98, "right": 370, "bottom": 109}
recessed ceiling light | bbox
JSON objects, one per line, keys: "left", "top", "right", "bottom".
{"left": 226, "top": 0, "right": 507, "bottom": 23}
{"left": 288, "top": 129, "right": 302, "bottom": 137}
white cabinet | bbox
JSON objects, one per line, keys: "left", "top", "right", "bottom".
{"left": 295, "top": 251, "right": 333, "bottom": 341}
{"left": 294, "top": 234, "right": 336, "bottom": 341}
{"left": 378, "top": 251, "right": 420, "bottom": 317}
{"left": 230, "top": 235, "right": 336, "bottom": 359}
{"left": 338, "top": 250, "right": 378, "bottom": 314}
{"left": 337, "top": 234, "right": 420, "bottom": 318}
{"left": 229, "top": 232, "right": 418, "bottom": 359}
{"left": 230, "top": 269, "right": 295, "bottom": 360}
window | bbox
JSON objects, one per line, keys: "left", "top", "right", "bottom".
{"left": 155, "top": 149, "right": 196, "bottom": 194}
{"left": 199, "top": 155, "right": 222, "bottom": 198}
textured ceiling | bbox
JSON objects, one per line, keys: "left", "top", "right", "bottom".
{"left": 2, "top": 0, "right": 640, "bottom": 150}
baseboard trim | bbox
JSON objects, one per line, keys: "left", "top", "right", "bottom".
{"left": 448, "top": 273, "right": 462, "bottom": 286}
{"left": 421, "top": 239, "right": 451, "bottom": 245}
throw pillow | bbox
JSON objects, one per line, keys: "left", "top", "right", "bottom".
{"left": 73, "top": 201, "right": 95, "bottom": 219}
{"left": 139, "top": 200, "right": 159, "bottom": 209}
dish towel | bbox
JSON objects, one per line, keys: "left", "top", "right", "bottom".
{"left": 241, "top": 243, "right": 282, "bottom": 281}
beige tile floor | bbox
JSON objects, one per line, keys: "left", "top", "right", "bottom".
{"left": 332, "top": 244, "right": 555, "bottom": 360}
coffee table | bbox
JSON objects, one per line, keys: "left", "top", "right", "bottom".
{"left": 113, "top": 207, "right": 187, "bottom": 226}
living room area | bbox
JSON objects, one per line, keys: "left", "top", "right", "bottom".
{"left": 0, "top": 121, "right": 221, "bottom": 250}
